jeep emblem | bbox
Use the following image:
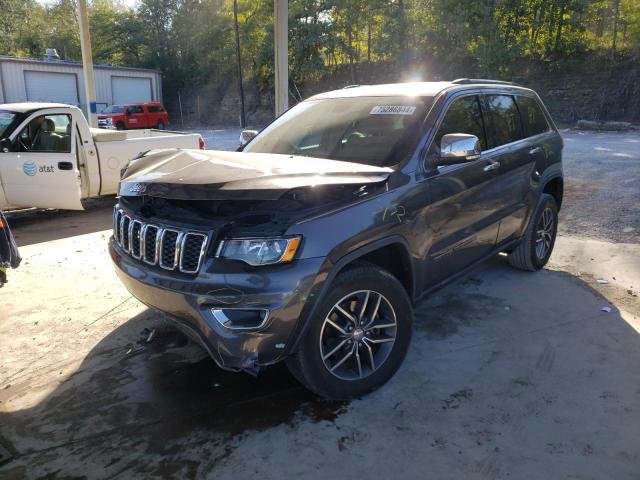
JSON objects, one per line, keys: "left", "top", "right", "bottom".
{"left": 130, "top": 183, "right": 146, "bottom": 194}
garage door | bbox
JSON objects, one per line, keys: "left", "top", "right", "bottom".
{"left": 111, "top": 77, "right": 152, "bottom": 105}
{"left": 25, "top": 71, "right": 79, "bottom": 105}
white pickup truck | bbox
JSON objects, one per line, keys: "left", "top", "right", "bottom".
{"left": 0, "top": 103, "right": 204, "bottom": 210}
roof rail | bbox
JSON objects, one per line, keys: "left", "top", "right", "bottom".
{"left": 342, "top": 84, "right": 361, "bottom": 89}
{"left": 452, "top": 78, "right": 521, "bottom": 87}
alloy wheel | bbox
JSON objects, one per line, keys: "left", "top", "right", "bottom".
{"left": 535, "top": 206, "right": 555, "bottom": 259}
{"left": 319, "top": 290, "right": 397, "bottom": 381}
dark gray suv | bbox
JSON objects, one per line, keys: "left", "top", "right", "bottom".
{"left": 110, "top": 79, "right": 563, "bottom": 399}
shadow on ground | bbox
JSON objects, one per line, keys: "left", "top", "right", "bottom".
{"left": 1, "top": 259, "right": 639, "bottom": 479}
{"left": 7, "top": 198, "right": 116, "bottom": 247}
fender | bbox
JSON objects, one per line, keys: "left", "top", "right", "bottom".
{"left": 283, "top": 235, "right": 415, "bottom": 356}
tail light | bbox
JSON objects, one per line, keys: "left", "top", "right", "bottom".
{"left": 199, "top": 136, "right": 205, "bottom": 150}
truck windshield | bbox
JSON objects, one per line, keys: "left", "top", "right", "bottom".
{"left": 102, "top": 105, "right": 125, "bottom": 113}
{"left": 244, "top": 96, "right": 433, "bottom": 167}
{"left": 0, "top": 111, "right": 17, "bottom": 138}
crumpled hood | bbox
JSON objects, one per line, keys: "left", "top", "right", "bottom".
{"left": 118, "top": 149, "right": 392, "bottom": 200}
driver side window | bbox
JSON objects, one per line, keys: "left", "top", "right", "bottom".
{"left": 17, "top": 114, "right": 72, "bottom": 153}
{"left": 430, "top": 95, "right": 487, "bottom": 157}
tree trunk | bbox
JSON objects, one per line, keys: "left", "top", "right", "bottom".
{"left": 612, "top": 0, "right": 621, "bottom": 56}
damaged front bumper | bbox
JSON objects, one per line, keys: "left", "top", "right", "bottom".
{"left": 109, "top": 238, "right": 325, "bottom": 373}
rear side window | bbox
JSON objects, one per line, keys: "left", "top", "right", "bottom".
{"left": 147, "top": 105, "right": 160, "bottom": 113}
{"left": 126, "top": 106, "right": 144, "bottom": 115}
{"left": 481, "top": 95, "right": 524, "bottom": 148}
{"left": 516, "top": 96, "right": 550, "bottom": 136}
{"left": 432, "top": 95, "right": 487, "bottom": 152}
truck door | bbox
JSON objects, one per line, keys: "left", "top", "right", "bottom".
{"left": 125, "top": 105, "right": 146, "bottom": 129}
{"left": 0, "top": 111, "right": 84, "bottom": 210}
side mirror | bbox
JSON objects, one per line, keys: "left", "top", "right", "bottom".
{"left": 0, "top": 138, "right": 12, "bottom": 153}
{"left": 438, "top": 133, "right": 481, "bottom": 166}
{"left": 239, "top": 129, "right": 258, "bottom": 147}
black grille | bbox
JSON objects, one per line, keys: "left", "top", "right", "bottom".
{"left": 114, "top": 207, "right": 209, "bottom": 274}
{"left": 131, "top": 221, "right": 142, "bottom": 258}
{"left": 121, "top": 216, "right": 131, "bottom": 250}
{"left": 160, "top": 230, "right": 179, "bottom": 268}
{"left": 144, "top": 225, "right": 159, "bottom": 263}
{"left": 181, "top": 234, "right": 206, "bottom": 272}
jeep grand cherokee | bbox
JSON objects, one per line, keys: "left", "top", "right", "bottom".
{"left": 109, "top": 79, "right": 563, "bottom": 400}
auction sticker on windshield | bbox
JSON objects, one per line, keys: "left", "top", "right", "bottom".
{"left": 370, "top": 105, "right": 416, "bottom": 115}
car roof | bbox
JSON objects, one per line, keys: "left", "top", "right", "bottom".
{"left": 0, "top": 102, "right": 72, "bottom": 112}
{"left": 307, "top": 81, "right": 535, "bottom": 100}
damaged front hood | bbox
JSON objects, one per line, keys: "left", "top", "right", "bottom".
{"left": 118, "top": 149, "right": 392, "bottom": 200}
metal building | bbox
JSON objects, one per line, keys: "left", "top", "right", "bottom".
{"left": 0, "top": 53, "right": 162, "bottom": 114}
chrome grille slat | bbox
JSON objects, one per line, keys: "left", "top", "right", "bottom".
{"left": 113, "top": 207, "right": 210, "bottom": 274}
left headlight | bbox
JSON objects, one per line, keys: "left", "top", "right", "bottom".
{"left": 216, "top": 236, "right": 301, "bottom": 266}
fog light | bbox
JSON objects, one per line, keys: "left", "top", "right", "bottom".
{"left": 211, "top": 308, "right": 270, "bottom": 330}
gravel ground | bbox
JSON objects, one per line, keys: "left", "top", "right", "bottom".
{"left": 0, "top": 129, "right": 638, "bottom": 479}
{"left": 560, "top": 129, "right": 640, "bottom": 243}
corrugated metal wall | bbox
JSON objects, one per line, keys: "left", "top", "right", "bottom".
{"left": 0, "top": 57, "right": 161, "bottom": 114}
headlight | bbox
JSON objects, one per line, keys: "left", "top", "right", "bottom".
{"left": 216, "top": 236, "right": 301, "bottom": 266}
{"left": 105, "top": 117, "right": 113, "bottom": 124}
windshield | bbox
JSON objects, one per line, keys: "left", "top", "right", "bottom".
{"left": 102, "top": 105, "right": 124, "bottom": 114}
{"left": 0, "top": 110, "right": 17, "bottom": 138}
{"left": 244, "top": 96, "right": 433, "bottom": 167}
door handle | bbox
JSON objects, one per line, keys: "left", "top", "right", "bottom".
{"left": 483, "top": 161, "right": 500, "bottom": 172}
{"left": 529, "top": 146, "right": 542, "bottom": 155}
{"left": 58, "top": 161, "right": 73, "bottom": 171}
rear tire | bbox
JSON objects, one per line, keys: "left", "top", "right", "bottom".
{"left": 508, "top": 193, "right": 558, "bottom": 271}
{"left": 156, "top": 120, "right": 165, "bottom": 130}
{"left": 286, "top": 263, "right": 412, "bottom": 400}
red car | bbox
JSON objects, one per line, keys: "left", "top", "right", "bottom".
{"left": 98, "top": 102, "right": 170, "bottom": 130}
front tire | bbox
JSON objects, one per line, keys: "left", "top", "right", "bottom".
{"left": 508, "top": 193, "right": 558, "bottom": 271}
{"left": 116, "top": 121, "right": 125, "bottom": 130}
{"left": 286, "top": 263, "right": 412, "bottom": 400}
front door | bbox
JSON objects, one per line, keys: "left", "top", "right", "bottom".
{"left": 420, "top": 94, "right": 504, "bottom": 288}
{"left": 0, "top": 111, "right": 83, "bottom": 210}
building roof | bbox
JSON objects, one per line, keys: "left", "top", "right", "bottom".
{"left": 0, "top": 102, "right": 75, "bottom": 113}
{"left": 0, "top": 55, "right": 159, "bottom": 74}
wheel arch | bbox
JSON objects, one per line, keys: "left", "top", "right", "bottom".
{"left": 284, "top": 236, "right": 415, "bottom": 356}
{"left": 542, "top": 176, "right": 563, "bottom": 210}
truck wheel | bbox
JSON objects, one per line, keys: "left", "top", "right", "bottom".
{"left": 508, "top": 193, "right": 558, "bottom": 271}
{"left": 156, "top": 121, "right": 165, "bottom": 130}
{"left": 116, "top": 121, "right": 125, "bottom": 130}
{"left": 286, "top": 262, "right": 412, "bottom": 400}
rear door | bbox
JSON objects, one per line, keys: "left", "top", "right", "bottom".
{"left": 125, "top": 105, "right": 146, "bottom": 129}
{"left": 420, "top": 94, "right": 503, "bottom": 288}
{"left": 479, "top": 94, "right": 537, "bottom": 244}
{"left": 0, "top": 110, "right": 83, "bottom": 210}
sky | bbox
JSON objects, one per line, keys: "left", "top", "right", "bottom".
{"left": 37, "top": 0, "right": 139, "bottom": 8}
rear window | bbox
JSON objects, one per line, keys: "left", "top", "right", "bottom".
{"left": 516, "top": 96, "right": 550, "bottom": 136}
{"left": 481, "top": 95, "right": 524, "bottom": 148}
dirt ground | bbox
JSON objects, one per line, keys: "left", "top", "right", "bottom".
{"left": 0, "top": 130, "right": 639, "bottom": 479}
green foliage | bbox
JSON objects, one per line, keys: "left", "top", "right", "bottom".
{"left": 1, "top": 0, "right": 638, "bottom": 116}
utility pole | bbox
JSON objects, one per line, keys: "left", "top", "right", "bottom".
{"left": 274, "top": 0, "right": 288, "bottom": 116}
{"left": 77, "top": 0, "right": 97, "bottom": 127}
{"left": 233, "top": 0, "right": 246, "bottom": 128}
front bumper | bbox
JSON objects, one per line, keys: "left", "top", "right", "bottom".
{"left": 109, "top": 239, "right": 325, "bottom": 372}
